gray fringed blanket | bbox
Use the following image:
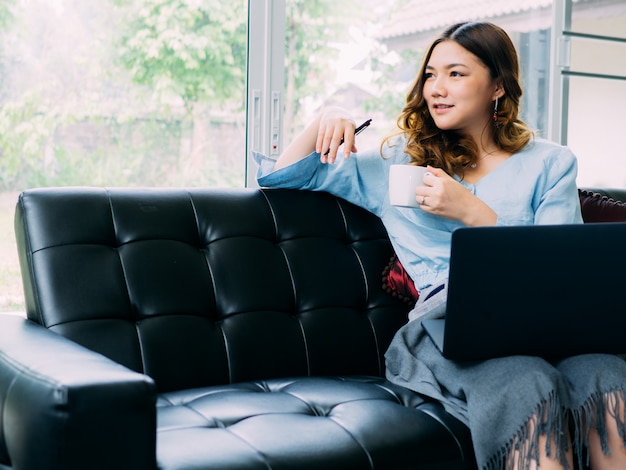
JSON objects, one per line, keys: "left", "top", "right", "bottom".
{"left": 384, "top": 294, "right": 626, "bottom": 470}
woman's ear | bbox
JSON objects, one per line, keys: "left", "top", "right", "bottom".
{"left": 494, "top": 81, "right": 505, "bottom": 100}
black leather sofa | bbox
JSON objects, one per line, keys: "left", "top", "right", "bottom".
{"left": 1, "top": 186, "right": 624, "bottom": 470}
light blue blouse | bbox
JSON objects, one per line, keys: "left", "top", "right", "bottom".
{"left": 254, "top": 136, "right": 582, "bottom": 292}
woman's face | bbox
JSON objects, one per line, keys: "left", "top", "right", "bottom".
{"left": 423, "top": 40, "right": 500, "bottom": 138}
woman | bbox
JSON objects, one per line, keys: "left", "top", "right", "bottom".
{"left": 254, "top": 22, "right": 626, "bottom": 470}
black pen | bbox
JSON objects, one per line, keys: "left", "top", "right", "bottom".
{"left": 324, "top": 118, "right": 372, "bottom": 156}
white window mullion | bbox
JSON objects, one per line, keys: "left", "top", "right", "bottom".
{"left": 548, "top": 0, "right": 572, "bottom": 145}
{"left": 245, "top": 0, "right": 285, "bottom": 188}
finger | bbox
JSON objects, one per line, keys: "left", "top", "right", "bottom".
{"left": 423, "top": 166, "right": 445, "bottom": 185}
{"left": 425, "top": 165, "right": 439, "bottom": 175}
{"left": 326, "top": 132, "right": 344, "bottom": 163}
{"left": 341, "top": 123, "right": 357, "bottom": 159}
{"left": 317, "top": 122, "right": 336, "bottom": 163}
{"left": 315, "top": 123, "right": 327, "bottom": 155}
{"left": 415, "top": 190, "right": 429, "bottom": 210}
{"left": 327, "top": 122, "right": 354, "bottom": 163}
{"left": 426, "top": 165, "right": 451, "bottom": 179}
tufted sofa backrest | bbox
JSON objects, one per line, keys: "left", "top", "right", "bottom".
{"left": 15, "top": 187, "right": 409, "bottom": 392}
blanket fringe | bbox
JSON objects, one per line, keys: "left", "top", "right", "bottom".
{"left": 483, "top": 387, "right": 626, "bottom": 470}
{"left": 484, "top": 390, "right": 569, "bottom": 470}
{"left": 571, "top": 386, "right": 626, "bottom": 469}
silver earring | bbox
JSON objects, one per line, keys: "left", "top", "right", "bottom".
{"left": 492, "top": 97, "right": 498, "bottom": 122}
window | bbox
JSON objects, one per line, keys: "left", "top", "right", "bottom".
{"left": 0, "top": 0, "right": 248, "bottom": 314}
{"left": 1, "top": 0, "right": 624, "bottom": 315}
{"left": 277, "top": 0, "right": 626, "bottom": 188}
{"left": 0, "top": 0, "right": 248, "bottom": 191}
{"left": 555, "top": 0, "right": 626, "bottom": 187}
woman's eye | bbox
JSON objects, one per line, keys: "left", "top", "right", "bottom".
{"left": 424, "top": 72, "right": 435, "bottom": 79}
{"left": 450, "top": 71, "right": 464, "bottom": 77}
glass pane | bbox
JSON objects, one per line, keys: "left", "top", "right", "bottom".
{"left": 283, "top": 0, "right": 553, "bottom": 152}
{"left": 568, "top": 76, "right": 626, "bottom": 188}
{"left": 566, "top": 0, "right": 626, "bottom": 187}
{"left": 569, "top": 0, "right": 626, "bottom": 38}
{"left": 0, "top": 0, "right": 248, "bottom": 190}
{"left": 0, "top": 0, "right": 248, "bottom": 314}
{"left": 568, "top": 36, "right": 626, "bottom": 78}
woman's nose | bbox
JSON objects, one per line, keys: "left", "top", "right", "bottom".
{"left": 430, "top": 77, "right": 446, "bottom": 97}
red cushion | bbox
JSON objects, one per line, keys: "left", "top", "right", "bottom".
{"left": 579, "top": 189, "right": 626, "bottom": 223}
{"left": 382, "top": 254, "right": 419, "bottom": 305}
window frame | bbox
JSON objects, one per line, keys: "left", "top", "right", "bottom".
{"left": 245, "top": 0, "right": 286, "bottom": 188}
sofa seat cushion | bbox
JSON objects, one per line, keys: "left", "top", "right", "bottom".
{"left": 155, "top": 376, "right": 474, "bottom": 470}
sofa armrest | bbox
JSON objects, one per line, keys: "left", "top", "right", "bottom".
{"left": 0, "top": 315, "right": 157, "bottom": 470}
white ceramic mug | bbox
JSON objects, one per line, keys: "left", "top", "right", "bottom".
{"left": 388, "top": 164, "right": 428, "bottom": 207}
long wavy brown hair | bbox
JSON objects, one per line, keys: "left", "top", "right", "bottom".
{"left": 383, "top": 22, "right": 533, "bottom": 176}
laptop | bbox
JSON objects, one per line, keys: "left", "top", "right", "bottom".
{"left": 422, "top": 222, "right": 626, "bottom": 361}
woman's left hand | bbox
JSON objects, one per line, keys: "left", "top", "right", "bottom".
{"left": 416, "top": 166, "right": 498, "bottom": 226}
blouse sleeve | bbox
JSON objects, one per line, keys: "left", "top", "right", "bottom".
{"left": 490, "top": 142, "right": 583, "bottom": 227}
{"left": 254, "top": 146, "right": 403, "bottom": 216}
{"left": 532, "top": 146, "right": 583, "bottom": 225}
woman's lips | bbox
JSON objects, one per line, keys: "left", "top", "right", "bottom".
{"left": 432, "top": 103, "right": 453, "bottom": 114}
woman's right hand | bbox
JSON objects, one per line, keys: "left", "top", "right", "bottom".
{"left": 275, "top": 106, "right": 355, "bottom": 170}
{"left": 315, "top": 106, "right": 357, "bottom": 164}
